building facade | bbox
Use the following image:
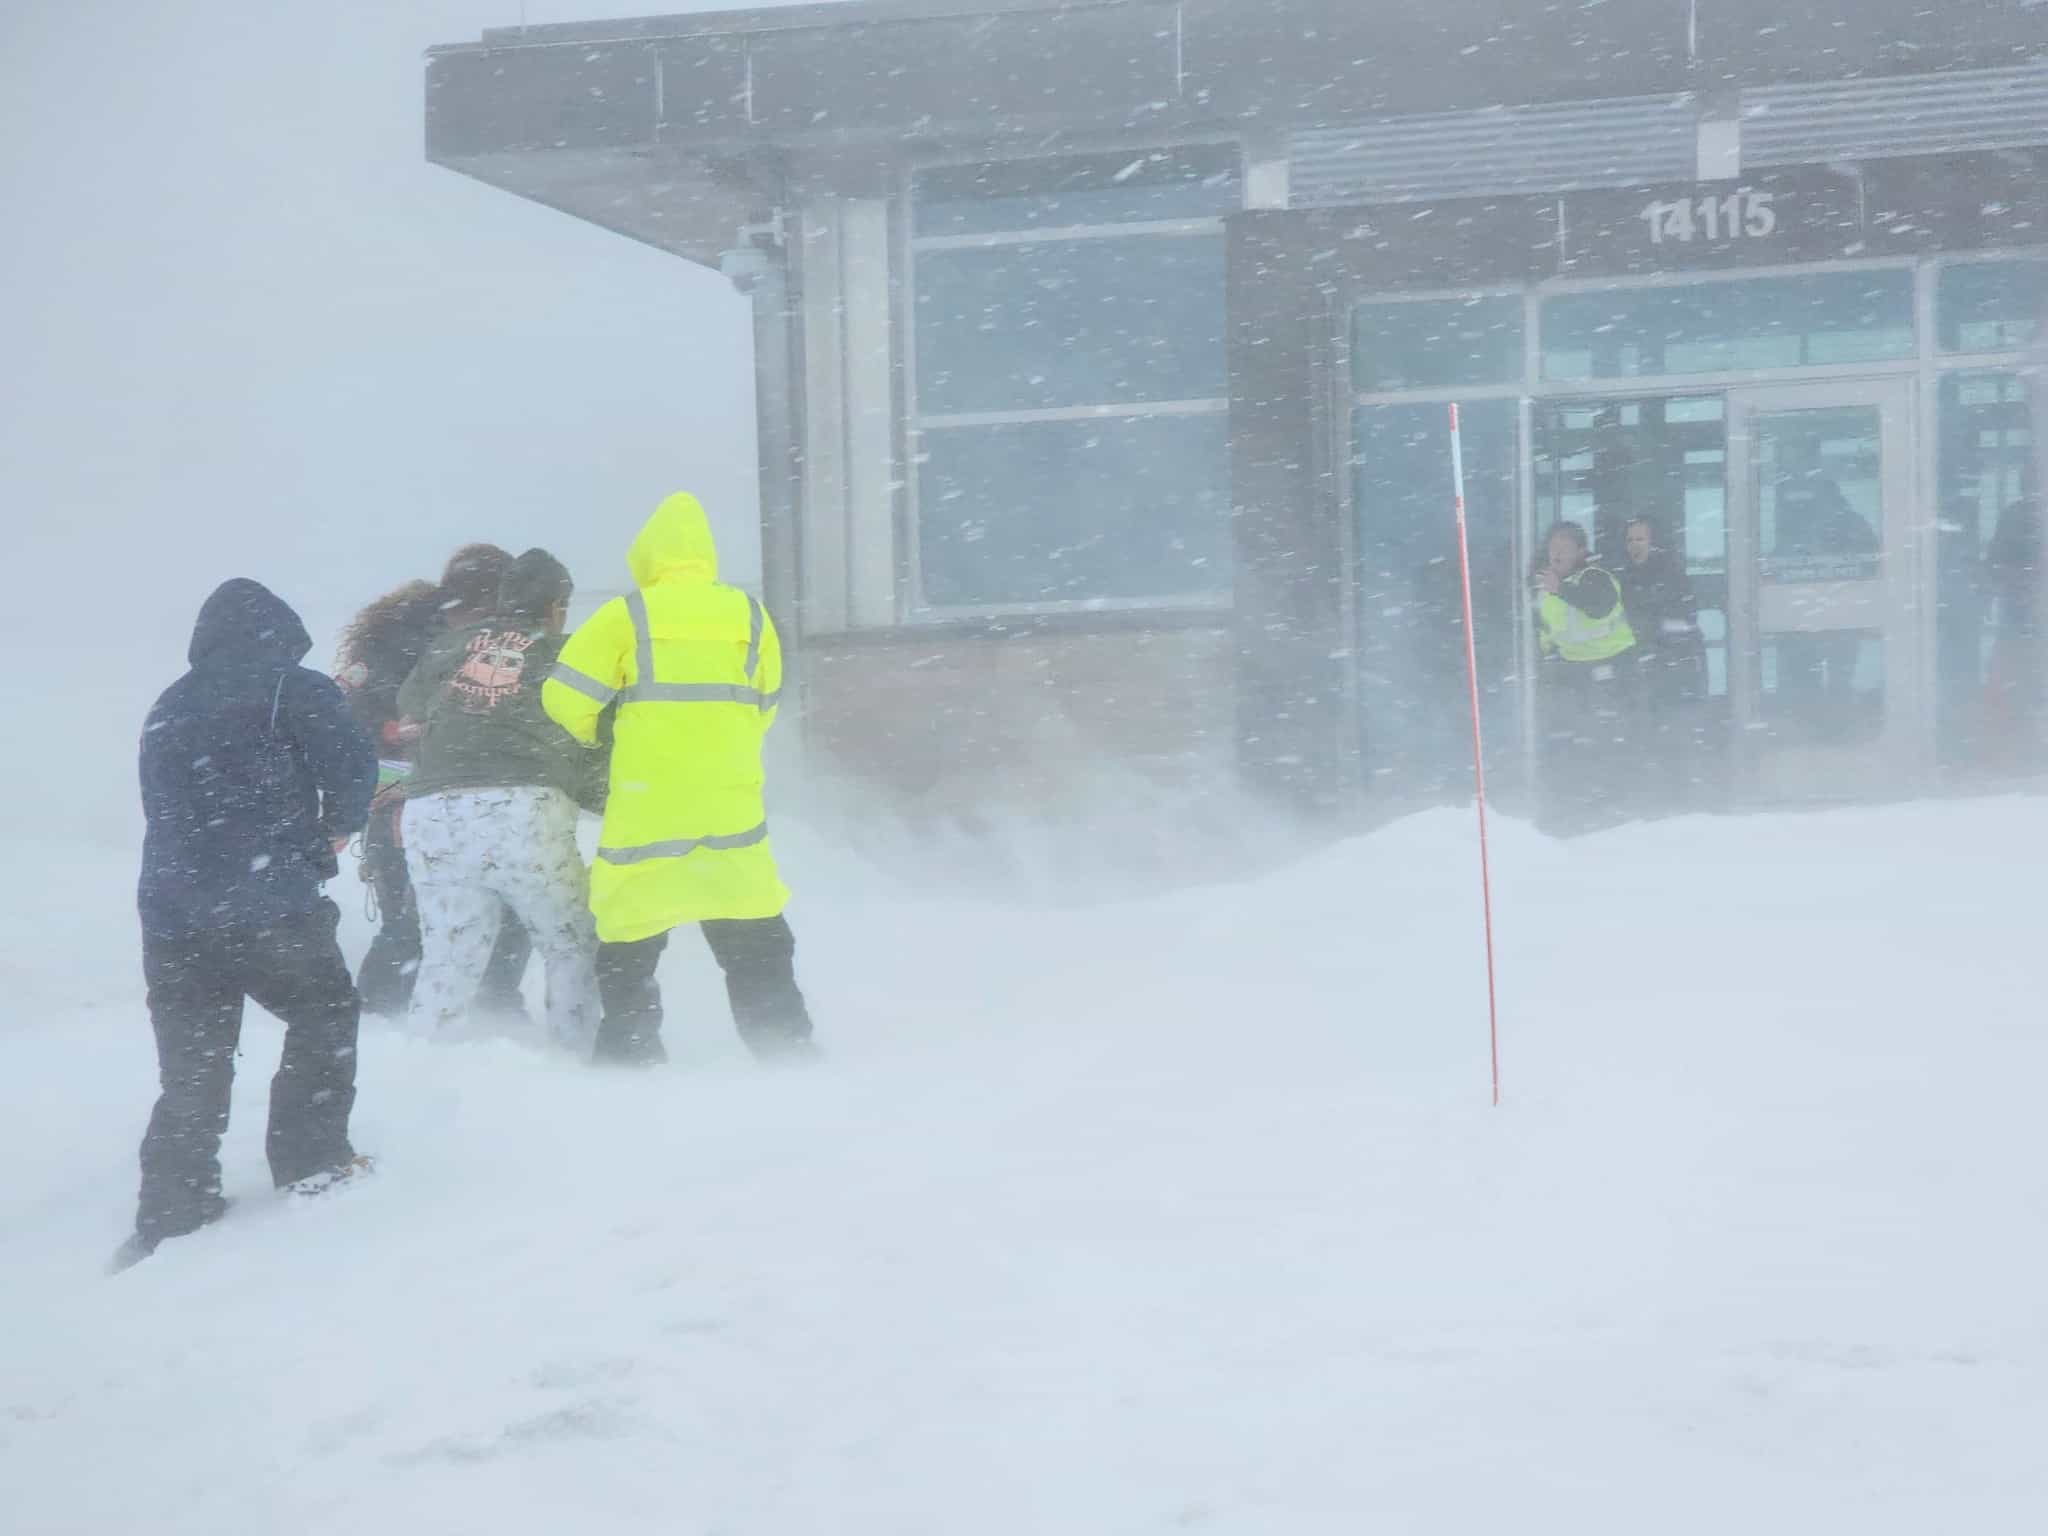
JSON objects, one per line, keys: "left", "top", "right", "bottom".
{"left": 427, "top": 0, "right": 2048, "bottom": 816}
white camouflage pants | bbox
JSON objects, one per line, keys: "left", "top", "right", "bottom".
{"left": 402, "top": 786, "right": 599, "bottom": 1052}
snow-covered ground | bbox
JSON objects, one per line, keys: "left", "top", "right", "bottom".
{"left": 3, "top": 799, "right": 2043, "bottom": 1533}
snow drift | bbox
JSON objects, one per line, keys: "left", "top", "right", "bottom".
{"left": 2, "top": 798, "right": 2043, "bottom": 1533}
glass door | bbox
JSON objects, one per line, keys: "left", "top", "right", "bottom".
{"left": 1726, "top": 379, "right": 1921, "bottom": 797}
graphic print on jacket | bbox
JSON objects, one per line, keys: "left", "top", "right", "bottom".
{"left": 399, "top": 621, "right": 601, "bottom": 808}
{"left": 452, "top": 629, "right": 537, "bottom": 712}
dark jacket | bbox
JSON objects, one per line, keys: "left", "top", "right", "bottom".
{"left": 1985, "top": 499, "right": 2041, "bottom": 643}
{"left": 138, "top": 580, "right": 378, "bottom": 937}
{"left": 1617, "top": 550, "right": 1701, "bottom": 648}
{"left": 397, "top": 624, "right": 606, "bottom": 811}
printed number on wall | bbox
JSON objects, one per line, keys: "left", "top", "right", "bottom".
{"left": 1639, "top": 190, "right": 1778, "bottom": 245}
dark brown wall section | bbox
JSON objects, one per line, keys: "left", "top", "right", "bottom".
{"left": 800, "top": 626, "right": 1235, "bottom": 812}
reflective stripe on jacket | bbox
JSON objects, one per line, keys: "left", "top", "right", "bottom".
{"left": 1538, "top": 565, "right": 1638, "bottom": 663}
{"left": 541, "top": 492, "right": 790, "bottom": 942}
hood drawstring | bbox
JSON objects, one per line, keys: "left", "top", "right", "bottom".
{"left": 270, "top": 671, "right": 286, "bottom": 732}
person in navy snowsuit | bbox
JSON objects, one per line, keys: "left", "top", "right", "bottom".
{"left": 122, "top": 579, "right": 378, "bottom": 1267}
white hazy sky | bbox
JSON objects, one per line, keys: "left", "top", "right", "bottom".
{"left": 1, "top": 0, "right": 823, "bottom": 842}
{"left": 1, "top": 0, "right": 839, "bottom": 629}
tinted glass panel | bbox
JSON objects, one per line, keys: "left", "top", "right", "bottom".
{"left": 1936, "top": 370, "right": 2041, "bottom": 768}
{"left": 1755, "top": 405, "right": 1884, "bottom": 584}
{"left": 1534, "top": 394, "right": 1728, "bottom": 702}
{"left": 1760, "top": 632, "right": 1885, "bottom": 748}
{"left": 915, "top": 236, "right": 1226, "bottom": 415}
{"left": 1541, "top": 271, "right": 1915, "bottom": 380}
{"left": 1352, "top": 399, "right": 1521, "bottom": 796}
{"left": 1938, "top": 260, "right": 2047, "bottom": 354}
{"left": 917, "top": 414, "right": 1230, "bottom": 606}
{"left": 1353, "top": 295, "right": 1523, "bottom": 392}
{"left": 913, "top": 146, "right": 1241, "bottom": 237}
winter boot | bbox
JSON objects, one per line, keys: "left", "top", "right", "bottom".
{"left": 590, "top": 1026, "right": 668, "bottom": 1067}
{"left": 106, "top": 1232, "right": 157, "bottom": 1275}
{"left": 748, "top": 1035, "right": 823, "bottom": 1067}
{"left": 108, "top": 1193, "right": 234, "bottom": 1274}
{"left": 284, "top": 1153, "right": 376, "bottom": 1199}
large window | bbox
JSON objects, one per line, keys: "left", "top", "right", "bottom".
{"left": 919, "top": 413, "right": 1229, "bottom": 607}
{"left": 1938, "top": 260, "right": 2046, "bottom": 354}
{"left": 915, "top": 236, "right": 1226, "bottom": 414}
{"left": 1541, "top": 269, "right": 1915, "bottom": 380}
{"left": 910, "top": 147, "right": 1238, "bottom": 610}
{"left": 1352, "top": 295, "right": 1523, "bottom": 393}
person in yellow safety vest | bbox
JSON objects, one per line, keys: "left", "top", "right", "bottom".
{"left": 1536, "top": 521, "right": 1637, "bottom": 665}
{"left": 1533, "top": 520, "right": 1640, "bottom": 835}
{"left": 540, "top": 492, "right": 817, "bottom": 1065}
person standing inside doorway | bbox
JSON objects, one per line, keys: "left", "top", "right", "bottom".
{"left": 542, "top": 492, "right": 817, "bottom": 1066}
{"left": 335, "top": 576, "right": 441, "bottom": 1014}
{"left": 1616, "top": 516, "right": 1705, "bottom": 805}
{"left": 1534, "top": 521, "right": 1639, "bottom": 834}
{"left": 119, "top": 580, "right": 378, "bottom": 1271}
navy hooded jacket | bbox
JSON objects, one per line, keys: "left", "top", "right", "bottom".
{"left": 138, "top": 580, "right": 377, "bottom": 937}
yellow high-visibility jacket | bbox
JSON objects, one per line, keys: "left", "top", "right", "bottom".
{"left": 1537, "top": 564, "right": 1638, "bottom": 664}
{"left": 541, "top": 493, "right": 790, "bottom": 943}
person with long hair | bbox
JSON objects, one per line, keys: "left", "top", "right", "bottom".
{"left": 335, "top": 545, "right": 534, "bottom": 1018}
{"left": 399, "top": 550, "right": 603, "bottom": 1049}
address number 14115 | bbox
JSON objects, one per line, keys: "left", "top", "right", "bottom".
{"left": 1640, "top": 189, "right": 1777, "bottom": 244}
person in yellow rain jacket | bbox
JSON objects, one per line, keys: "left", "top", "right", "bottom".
{"left": 541, "top": 492, "right": 817, "bottom": 1065}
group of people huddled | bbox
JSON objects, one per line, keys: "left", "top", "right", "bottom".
{"left": 117, "top": 493, "right": 814, "bottom": 1271}
{"left": 1532, "top": 516, "right": 1705, "bottom": 834}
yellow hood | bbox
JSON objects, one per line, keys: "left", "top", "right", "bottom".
{"left": 628, "top": 492, "right": 719, "bottom": 588}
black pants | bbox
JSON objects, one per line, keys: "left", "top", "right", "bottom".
{"left": 1537, "top": 660, "right": 1643, "bottom": 836}
{"left": 136, "top": 901, "right": 360, "bottom": 1244}
{"left": 356, "top": 799, "right": 532, "bottom": 1018}
{"left": 1634, "top": 644, "right": 1712, "bottom": 809}
{"left": 593, "top": 915, "right": 814, "bottom": 1064}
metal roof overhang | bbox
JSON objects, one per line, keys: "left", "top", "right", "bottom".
{"left": 426, "top": 0, "right": 2048, "bottom": 268}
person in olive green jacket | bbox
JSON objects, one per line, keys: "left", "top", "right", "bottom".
{"left": 397, "top": 549, "right": 606, "bottom": 1051}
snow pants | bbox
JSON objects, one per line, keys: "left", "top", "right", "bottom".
{"left": 593, "top": 915, "right": 814, "bottom": 1065}
{"left": 402, "top": 786, "right": 599, "bottom": 1051}
{"left": 136, "top": 900, "right": 360, "bottom": 1245}
{"left": 356, "top": 793, "right": 533, "bottom": 1019}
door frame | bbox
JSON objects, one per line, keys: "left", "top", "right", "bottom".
{"left": 1724, "top": 376, "right": 1926, "bottom": 796}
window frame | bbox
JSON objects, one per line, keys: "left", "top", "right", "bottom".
{"left": 1351, "top": 288, "right": 1529, "bottom": 394}
{"left": 901, "top": 137, "right": 1243, "bottom": 620}
{"left": 1536, "top": 259, "right": 1921, "bottom": 385}
{"left": 1932, "top": 249, "right": 2048, "bottom": 357}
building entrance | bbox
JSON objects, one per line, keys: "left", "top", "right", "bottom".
{"left": 1534, "top": 377, "right": 1924, "bottom": 805}
{"left": 1343, "top": 249, "right": 2042, "bottom": 810}
{"left": 1727, "top": 379, "right": 1921, "bottom": 797}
